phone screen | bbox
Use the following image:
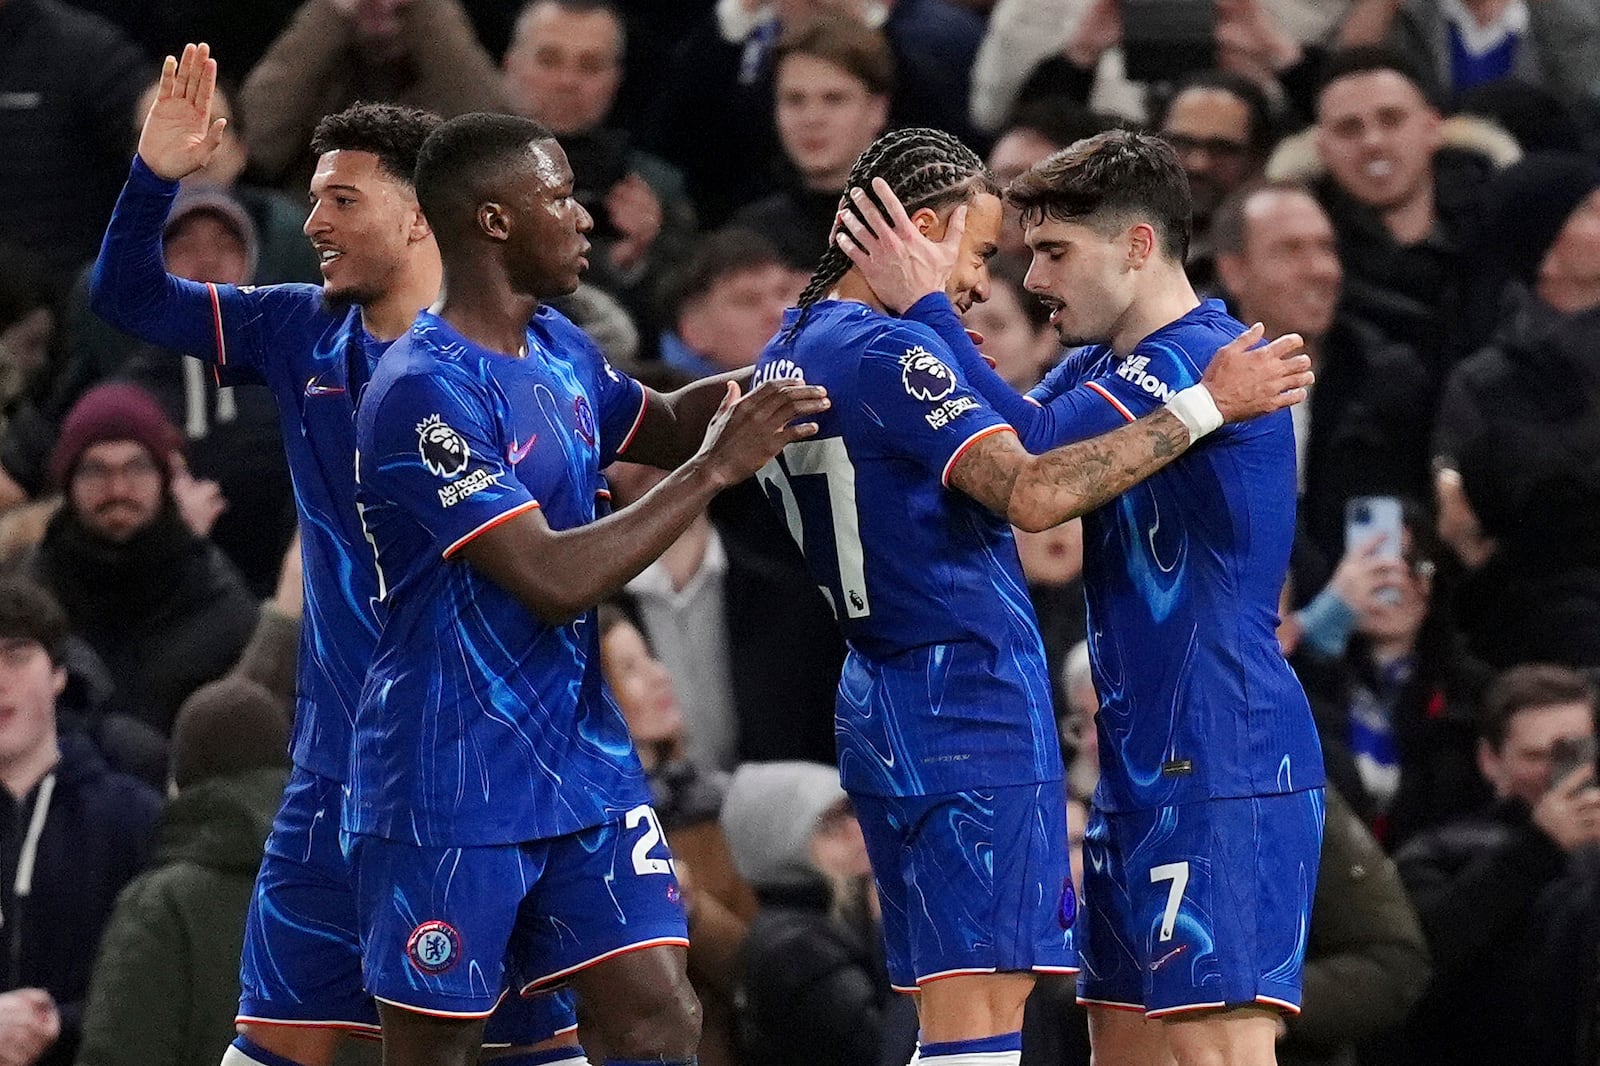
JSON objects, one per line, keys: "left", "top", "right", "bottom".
{"left": 1121, "top": 0, "right": 1217, "bottom": 82}
{"left": 1549, "top": 735, "right": 1597, "bottom": 788}
{"left": 1345, "top": 496, "right": 1404, "bottom": 560}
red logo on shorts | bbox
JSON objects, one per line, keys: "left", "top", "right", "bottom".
{"left": 407, "top": 920, "right": 461, "bottom": 974}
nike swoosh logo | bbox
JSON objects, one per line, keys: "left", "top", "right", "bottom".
{"left": 507, "top": 434, "right": 536, "bottom": 464}
{"left": 304, "top": 375, "right": 347, "bottom": 397}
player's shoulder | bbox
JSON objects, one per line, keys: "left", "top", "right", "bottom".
{"left": 1136, "top": 299, "right": 1245, "bottom": 375}
{"left": 364, "top": 321, "right": 483, "bottom": 420}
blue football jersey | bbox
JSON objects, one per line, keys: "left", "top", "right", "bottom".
{"left": 906, "top": 297, "right": 1325, "bottom": 813}
{"left": 90, "top": 158, "right": 392, "bottom": 782}
{"left": 750, "top": 300, "right": 1062, "bottom": 799}
{"left": 349, "top": 308, "right": 652, "bottom": 846}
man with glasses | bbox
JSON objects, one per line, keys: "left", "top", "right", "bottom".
{"left": 1154, "top": 71, "right": 1276, "bottom": 294}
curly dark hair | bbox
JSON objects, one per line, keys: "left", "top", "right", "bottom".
{"left": 310, "top": 102, "right": 443, "bottom": 185}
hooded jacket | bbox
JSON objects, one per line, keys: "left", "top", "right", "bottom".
{"left": 0, "top": 730, "right": 162, "bottom": 1066}
{"left": 75, "top": 766, "right": 286, "bottom": 1066}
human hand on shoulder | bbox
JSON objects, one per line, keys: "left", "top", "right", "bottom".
{"left": 694, "top": 379, "right": 830, "bottom": 489}
{"left": 1196, "top": 324, "right": 1312, "bottom": 426}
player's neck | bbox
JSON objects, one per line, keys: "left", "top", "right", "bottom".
{"left": 360, "top": 252, "right": 443, "bottom": 342}
{"left": 832, "top": 270, "right": 886, "bottom": 313}
{"left": 432, "top": 265, "right": 540, "bottom": 357}
{"left": 1108, "top": 266, "right": 1201, "bottom": 357}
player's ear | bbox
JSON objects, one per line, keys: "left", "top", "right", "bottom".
{"left": 478, "top": 202, "right": 511, "bottom": 241}
{"left": 406, "top": 198, "right": 432, "bottom": 243}
{"left": 909, "top": 206, "right": 940, "bottom": 238}
{"left": 1125, "top": 221, "right": 1157, "bottom": 269}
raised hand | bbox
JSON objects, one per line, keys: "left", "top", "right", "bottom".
{"left": 834, "top": 176, "right": 968, "bottom": 314}
{"left": 696, "top": 379, "right": 829, "bottom": 487}
{"left": 137, "top": 42, "right": 228, "bottom": 182}
{"left": 1198, "top": 325, "right": 1313, "bottom": 423}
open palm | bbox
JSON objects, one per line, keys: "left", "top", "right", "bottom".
{"left": 137, "top": 42, "right": 227, "bottom": 182}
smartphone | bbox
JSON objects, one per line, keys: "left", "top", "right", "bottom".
{"left": 1121, "top": 0, "right": 1217, "bottom": 83}
{"left": 1346, "top": 496, "right": 1404, "bottom": 604}
{"left": 1548, "top": 735, "right": 1597, "bottom": 788}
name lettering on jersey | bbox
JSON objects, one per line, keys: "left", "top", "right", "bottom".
{"left": 900, "top": 346, "right": 956, "bottom": 402}
{"left": 438, "top": 467, "right": 501, "bottom": 508}
{"left": 417, "top": 414, "right": 470, "bottom": 479}
{"left": 752, "top": 358, "right": 806, "bottom": 389}
{"left": 1114, "top": 355, "right": 1174, "bottom": 402}
{"left": 924, "top": 395, "right": 978, "bottom": 430}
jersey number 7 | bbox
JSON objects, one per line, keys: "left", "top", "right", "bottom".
{"left": 756, "top": 438, "right": 871, "bottom": 621}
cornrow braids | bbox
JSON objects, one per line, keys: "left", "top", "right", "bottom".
{"left": 784, "top": 127, "right": 997, "bottom": 340}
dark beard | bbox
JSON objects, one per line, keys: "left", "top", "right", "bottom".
{"left": 319, "top": 285, "right": 373, "bottom": 316}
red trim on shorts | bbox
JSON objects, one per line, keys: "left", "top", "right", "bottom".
{"left": 518, "top": 936, "right": 690, "bottom": 994}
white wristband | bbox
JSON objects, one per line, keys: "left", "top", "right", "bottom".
{"left": 1164, "top": 384, "right": 1224, "bottom": 442}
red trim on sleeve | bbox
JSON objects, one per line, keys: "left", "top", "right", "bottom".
{"left": 615, "top": 389, "right": 649, "bottom": 456}
{"left": 1085, "top": 380, "right": 1135, "bottom": 422}
{"left": 442, "top": 500, "right": 541, "bottom": 559}
{"left": 941, "top": 423, "right": 1018, "bottom": 488}
{"left": 207, "top": 283, "right": 226, "bottom": 365}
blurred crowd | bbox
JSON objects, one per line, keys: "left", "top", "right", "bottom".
{"left": 0, "top": 0, "right": 1597, "bottom": 1065}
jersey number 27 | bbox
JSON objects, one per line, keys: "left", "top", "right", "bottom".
{"left": 756, "top": 438, "right": 870, "bottom": 620}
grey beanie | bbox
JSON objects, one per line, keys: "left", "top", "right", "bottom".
{"left": 720, "top": 761, "right": 848, "bottom": 890}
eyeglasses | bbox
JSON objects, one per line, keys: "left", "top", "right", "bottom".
{"left": 75, "top": 454, "right": 160, "bottom": 487}
{"left": 1163, "top": 133, "right": 1255, "bottom": 164}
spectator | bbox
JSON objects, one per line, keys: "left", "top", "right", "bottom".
{"left": 1277, "top": 785, "right": 1431, "bottom": 1066}
{"left": 732, "top": 18, "right": 893, "bottom": 270}
{"left": 1431, "top": 153, "right": 1600, "bottom": 669}
{"left": 721, "top": 760, "right": 890, "bottom": 1066}
{"left": 1303, "top": 46, "right": 1505, "bottom": 372}
{"left": 1, "top": 187, "right": 297, "bottom": 595}
{"left": 500, "top": 0, "right": 698, "bottom": 356}
{"left": 1060, "top": 640, "right": 1098, "bottom": 802}
{"left": 1394, "top": 663, "right": 1600, "bottom": 1066}
{"left": 237, "top": 0, "right": 514, "bottom": 188}
{"left": 1287, "top": 502, "right": 1490, "bottom": 848}
{"left": 0, "top": 0, "right": 151, "bottom": 281}
{"left": 26, "top": 383, "right": 258, "bottom": 736}
{"left": 0, "top": 577, "right": 162, "bottom": 1066}
{"left": 1014, "top": 516, "right": 1085, "bottom": 722}
{"left": 74, "top": 677, "right": 290, "bottom": 1066}
{"left": 596, "top": 606, "right": 753, "bottom": 1066}
{"left": 659, "top": 228, "right": 804, "bottom": 380}
{"left": 1153, "top": 71, "right": 1276, "bottom": 294}
{"left": 1211, "top": 180, "right": 1434, "bottom": 565}
{"left": 1338, "top": 0, "right": 1600, "bottom": 106}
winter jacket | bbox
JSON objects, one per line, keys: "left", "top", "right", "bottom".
{"left": 0, "top": 731, "right": 162, "bottom": 1066}
{"left": 1394, "top": 798, "right": 1600, "bottom": 1065}
{"left": 75, "top": 767, "right": 286, "bottom": 1066}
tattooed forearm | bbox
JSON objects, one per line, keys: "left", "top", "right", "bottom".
{"left": 1009, "top": 408, "right": 1192, "bottom": 531}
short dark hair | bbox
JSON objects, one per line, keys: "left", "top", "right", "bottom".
{"left": 1209, "top": 179, "right": 1320, "bottom": 256}
{"left": 773, "top": 16, "right": 896, "bottom": 99}
{"left": 0, "top": 578, "right": 69, "bottom": 663}
{"left": 1152, "top": 70, "right": 1277, "bottom": 159}
{"left": 1316, "top": 46, "right": 1442, "bottom": 113}
{"left": 1480, "top": 664, "right": 1599, "bottom": 749}
{"left": 661, "top": 227, "right": 788, "bottom": 322}
{"left": 514, "top": 0, "right": 624, "bottom": 61}
{"left": 310, "top": 102, "right": 443, "bottom": 185}
{"left": 1007, "top": 129, "right": 1193, "bottom": 261}
{"left": 414, "top": 112, "right": 556, "bottom": 238}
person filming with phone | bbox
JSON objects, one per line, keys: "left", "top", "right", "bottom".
{"left": 1392, "top": 663, "right": 1600, "bottom": 1066}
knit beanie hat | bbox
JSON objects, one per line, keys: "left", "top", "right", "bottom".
{"left": 720, "top": 760, "right": 849, "bottom": 890}
{"left": 164, "top": 186, "right": 260, "bottom": 281}
{"left": 170, "top": 676, "right": 290, "bottom": 789}
{"left": 49, "top": 382, "right": 183, "bottom": 489}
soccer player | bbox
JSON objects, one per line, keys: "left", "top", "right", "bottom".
{"left": 348, "top": 112, "right": 829, "bottom": 1066}
{"left": 748, "top": 126, "right": 1311, "bottom": 1066}
{"left": 837, "top": 130, "right": 1326, "bottom": 1066}
{"left": 87, "top": 44, "right": 578, "bottom": 1066}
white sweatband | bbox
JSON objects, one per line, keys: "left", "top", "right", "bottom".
{"left": 1164, "top": 384, "right": 1224, "bottom": 442}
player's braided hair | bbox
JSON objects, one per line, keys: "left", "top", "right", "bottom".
{"left": 785, "top": 127, "right": 998, "bottom": 339}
